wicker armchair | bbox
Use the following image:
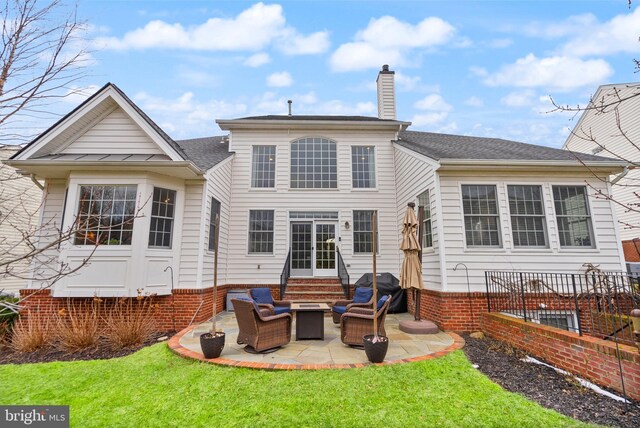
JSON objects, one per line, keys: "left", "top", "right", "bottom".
{"left": 232, "top": 299, "right": 292, "bottom": 353}
{"left": 332, "top": 287, "right": 374, "bottom": 323}
{"left": 249, "top": 288, "right": 292, "bottom": 315}
{"left": 340, "top": 295, "right": 391, "bottom": 347}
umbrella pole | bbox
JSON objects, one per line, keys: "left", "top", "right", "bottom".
{"left": 211, "top": 213, "right": 220, "bottom": 334}
{"left": 372, "top": 211, "right": 378, "bottom": 339}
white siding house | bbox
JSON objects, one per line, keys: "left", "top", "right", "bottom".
{"left": 563, "top": 83, "right": 640, "bottom": 242}
{"left": 0, "top": 145, "right": 43, "bottom": 295}
{"left": 2, "top": 67, "right": 628, "bottom": 330}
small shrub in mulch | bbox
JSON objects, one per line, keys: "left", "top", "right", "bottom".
{"left": 103, "top": 295, "right": 158, "bottom": 349}
{"left": 463, "top": 334, "right": 640, "bottom": 428}
{"left": 53, "top": 300, "right": 101, "bottom": 352}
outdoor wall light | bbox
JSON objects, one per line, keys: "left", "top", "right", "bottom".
{"left": 344, "top": 221, "right": 350, "bottom": 230}
{"left": 631, "top": 309, "right": 640, "bottom": 336}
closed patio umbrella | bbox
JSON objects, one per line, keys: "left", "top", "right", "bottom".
{"left": 398, "top": 202, "right": 439, "bottom": 334}
{"left": 399, "top": 203, "right": 422, "bottom": 320}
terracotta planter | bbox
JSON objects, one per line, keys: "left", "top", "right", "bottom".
{"left": 363, "top": 334, "right": 389, "bottom": 363}
{"left": 200, "top": 332, "right": 225, "bottom": 359}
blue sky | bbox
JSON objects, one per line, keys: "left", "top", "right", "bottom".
{"left": 58, "top": 1, "right": 640, "bottom": 147}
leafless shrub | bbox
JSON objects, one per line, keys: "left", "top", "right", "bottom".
{"left": 10, "top": 313, "right": 50, "bottom": 352}
{"left": 53, "top": 299, "right": 100, "bottom": 352}
{"left": 103, "top": 293, "right": 158, "bottom": 349}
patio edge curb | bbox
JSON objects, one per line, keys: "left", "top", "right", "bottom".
{"left": 168, "top": 324, "right": 465, "bottom": 370}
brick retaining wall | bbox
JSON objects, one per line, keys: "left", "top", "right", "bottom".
{"left": 407, "top": 289, "right": 488, "bottom": 332}
{"left": 481, "top": 312, "right": 640, "bottom": 401}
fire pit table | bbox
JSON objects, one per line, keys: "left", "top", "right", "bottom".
{"left": 290, "top": 302, "right": 331, "bottom": 340}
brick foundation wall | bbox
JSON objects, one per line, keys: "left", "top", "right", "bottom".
{"left": 481, "top": 312, "right": 640, "bottom": 401}
{"left": 406, "top": 289, "right": 488, "bottom": 332}
{"left": 19, "top": 284, "right": 280, "bottom": 331}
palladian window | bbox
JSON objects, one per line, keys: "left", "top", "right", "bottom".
{"left": 290, "top": 137, "right": 337, "bottom": 189}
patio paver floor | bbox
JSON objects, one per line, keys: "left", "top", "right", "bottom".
{"left": 171, "top": 311, "right": 463, "bottom": 369}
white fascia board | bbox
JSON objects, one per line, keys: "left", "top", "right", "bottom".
{"left": 216, "top": 119, "right": 411, "bottom": 131}
{"left": 438, "top": 158, "right": 627, "bottom": 172}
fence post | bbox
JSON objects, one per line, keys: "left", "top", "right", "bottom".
{"left": 571, "top": 274, "right": 583, "bottom": 336}
{"left": 485, "top": 271, "right": 491, "bottom": 313}
{"left": 519, "top": 272, "right": 527, "bottom": 322}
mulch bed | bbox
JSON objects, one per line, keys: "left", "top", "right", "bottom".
{"left": 463, "top": 334, "right": 640, "bottom": 428}
{"left": 0, "top": 331, "right": 174, "bottom": 365}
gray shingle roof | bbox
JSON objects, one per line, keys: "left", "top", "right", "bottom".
{"left": 396, "top": 130, "right": 617, "bottom": 163}
{"left": 233, "top": 115, "right": 395, "bottom": 122}
{"left": 175, "top": 136, "right": 233, "bottom": 170}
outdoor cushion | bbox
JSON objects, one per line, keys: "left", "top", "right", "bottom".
{"left": 332, "top": 305, "right": 348, "bottom": 315}
{"left": 352, "top": 287, "right": 373, "bottom": 304}
{"left": 250, "top": 288, "right": 274, "bottom": 305}
{"left": 235, "top": 295, "right": 262, "bottom": 313}
{"left": 376, "top": 295, "right": 390, "bottom": 311}
{"left": 273, "top": 306, "right": 291, "bottom": 315}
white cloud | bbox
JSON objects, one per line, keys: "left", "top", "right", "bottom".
{"left": 469, "top": 66, "right": 488, "bottom": 78}
{"left": 267, "top": 71, "right": 293, "bottom": 87}
{"left": 485, "top": 38, "right": 513, "bottom": 49}
{"left": 464, "top": 96, "right": 484, "bottom": 107}
{"left": 277, "top": 29, "right": 330, "bottom": 55}
{"left": 330, "top": 15, "right": 455, "bottom": 72}
{"left": 95, "top": 3, "right": 329, "bottom": 55}
{"left": 244, "top": 52, "right": 270, "bottom": 67}
{"left": 501, "top": 90, "right": 536, "bottom": 107}
{"left": 522, "top": 14, "right": 597, "bottom": 39}
{"left": 63, "top": 85, "right": 102, "bottom": 104}
{"left": 414, "top": 94, "right": 452, "bottom": 112}
{"left": 410, "top": 112, "right": 449, "bottom": 127}
{"left": 483, "top": 54, "right": 613, "bottom": 91}
{"left": 559, "top": 8, "right": 640, "bottom": 57}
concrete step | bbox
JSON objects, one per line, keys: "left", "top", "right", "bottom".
{"left": 287, "top": 277, "right": 342, "bottom": 285}
{"left": 283, "top": 292, "right": 345, "bottom": 301}
{"left": 285, "top": 284, "right": 344, "bottom": 292}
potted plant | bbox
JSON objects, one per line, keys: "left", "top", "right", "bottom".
{"left": 200, "top": 213, "right": 225, "bottom": 359}
{"left": 363, "top": 211, "right": 389, "bottom": 363}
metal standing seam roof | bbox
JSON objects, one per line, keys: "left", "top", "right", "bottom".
{"left": 396, "top": 130, "right": 620, "bottom": 163}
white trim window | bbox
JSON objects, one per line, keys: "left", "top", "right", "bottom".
{"left": 507, "top": 185, "right": 547, "bottom": 248}
{"left": 353, "top": 210, "right": 378, "bottom": 254}
{"left": 148, "top": 187, "right": 176, "bottom": 248}
{"left": 248, "top": 210, "right": 274, "bottom": 254}
{"left": 417, "top": 190, "right": 433, "bottom": 248}
{"left": 290, "top": 137, "right": 337, "bottom": 189}
{"left": 552, "top": 185, "right": 595, "bottom": 248}
{"left": 75, "top": 185, "right": 137, "bottom": 245}
{"left": 461, "top": 184, "right": 501, "bottom": 247}
{"left": 251, "top": 145, "right": 276, "bottom": 188}
{"left": 208, "top": 197, "right": 221, "bottom": 251}
{"left": 351, "top": 146, "right": 376, "bottom": 188}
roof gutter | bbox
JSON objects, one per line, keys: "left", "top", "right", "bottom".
{"left": 30, "top": 174, "right": 44, "bottom": 190}
{"left": 611, "top": 166, "right": 631, "bottom": 184}
{"left": 217, "top": 119, "right": 411, "bottom": 131}
{"left": 5, "top": 159, "right": 205, "bottom": 176}
{"left": 438, "top": 158, "right": 627, "bottom": 169}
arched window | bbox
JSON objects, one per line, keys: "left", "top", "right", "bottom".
{"left": 290, "top": 137, "right": 337, "bottom": 189}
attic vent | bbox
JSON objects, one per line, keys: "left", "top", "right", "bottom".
{"left": 591, "top": 146, "right": 604, "bottom": 155}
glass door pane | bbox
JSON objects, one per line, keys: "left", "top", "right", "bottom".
{"left": 314, "top": 223, "right": 336, "bottom": 276}
{"left": 290, "top": 222, "right": 313, "bottom": 276}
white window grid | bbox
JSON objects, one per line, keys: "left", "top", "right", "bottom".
{"left": 552, "top": 186, "right": 594, "bottom": 248}
{"left": 353, "top": 210, "right": 379, "bottom": 254}
{"left": 148, "top": 187, "right": 176, "bottom": 248}
{"left": 417, "top": 190, "right": 432, "bottom": 248}
{"left": 208, "top": 197, "right": 221, "bottom": 251}
{"left": 351, "top": 146, "right": 376, "bottom": 188}
{"left": 251, "top": 146, "right": 276, "bottom": 188}
{"left": 75, "top": 185, "right": 137, "bottom": 246}
{"left": 290, "top": 137, "right": 337, "bottom": 189}
{"left": 248, "top": 210, "right": 274, "bottom": 254}
{"left": 507, "top": 185, "right": 547, "bottom": 248}
{"left": 462, "top": 185, "right": 501, "bottom": 247}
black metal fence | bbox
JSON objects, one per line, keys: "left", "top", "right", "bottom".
{"left": 485, "top": 270, "right": 640, "bottom": 346}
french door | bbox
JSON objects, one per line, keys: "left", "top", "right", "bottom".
{"left": 290, "top": 221, "right": 337, "bottom": 277}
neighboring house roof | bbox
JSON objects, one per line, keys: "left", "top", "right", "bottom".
{"left": 396, "top": 130, "right": 620, "bottom": 164}
{"left": 175, "top": 136, "right": 233, "bottom": 170}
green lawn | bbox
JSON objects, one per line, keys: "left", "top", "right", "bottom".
{"left": 0, "top": 344, "right": 589, "bottom": 427}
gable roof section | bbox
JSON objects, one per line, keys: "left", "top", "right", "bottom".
{"left": 11, "top": 83, "right": 187, "bottom": 161}
{"left": 396, "top": 130, "right": 622, "bottom": 165}
{"left": 175, "top": 136, "right": 233, "bottom": 170}
{"left": 234, "top": 115, "right": 395, "bottom": 121}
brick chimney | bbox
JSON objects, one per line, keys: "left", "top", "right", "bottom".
{"left": 376, "top": 64, "right": 396, "bottom": 120}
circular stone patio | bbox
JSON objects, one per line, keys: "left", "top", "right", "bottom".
{"left": 169, "top": 311, "right": 464, "bottom": 370}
